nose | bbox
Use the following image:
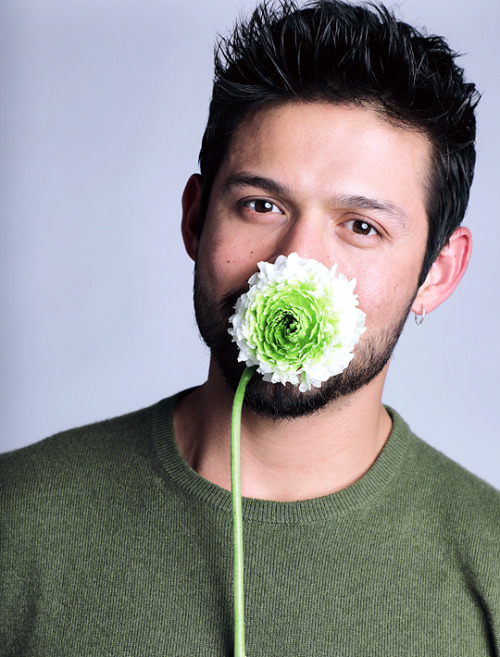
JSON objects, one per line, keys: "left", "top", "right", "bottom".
{"left": 272, "top": 215, "right": 330, "bottom": 266}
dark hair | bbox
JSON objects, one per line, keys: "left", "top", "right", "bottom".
{"left": 199, "top": 0, "right": 479, "bottom": 282}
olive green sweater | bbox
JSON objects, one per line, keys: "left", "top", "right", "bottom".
{"left": 1, "top": 395, "right": 499, "bottom": 656}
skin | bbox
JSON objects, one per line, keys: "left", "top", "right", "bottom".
{"left": 177, "top": 101, "right": 472, "bottom": 502}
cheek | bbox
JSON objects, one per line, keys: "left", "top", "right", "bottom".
{"left": 355, "top": 269, "right": 416, "bottom": 327}
{"left": 196, "top": 228, "right": 261, "bottom": 295}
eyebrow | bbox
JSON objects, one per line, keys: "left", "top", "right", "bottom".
{"left": 221, "top": 171, "right": 410, "bottom": 227}
{"left": 333, "top": 193, "right": 410, "bottom": 227}
{"left": 221, "top": 172, "right": 292, "bottom": 197}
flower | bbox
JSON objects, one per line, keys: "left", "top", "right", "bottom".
{"left": 228, "top": 252, "right": 366, "bottom": 392}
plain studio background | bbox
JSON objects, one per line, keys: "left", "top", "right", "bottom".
{"left": 1, "top": 0, "right": 499, "bottom": 488}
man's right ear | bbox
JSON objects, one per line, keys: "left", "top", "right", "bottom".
{"left": 181, "top": 174, "right": 202, "bottom": 261}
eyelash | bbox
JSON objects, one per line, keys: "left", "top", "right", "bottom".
{"left": 238, "top": 198, "right": 381, "bottom": 238}
{"left": 240, "top": 198, "right": 284, "bottom": 215}
{"left": 342, "top": 218, "right": 380, "bottom": 237}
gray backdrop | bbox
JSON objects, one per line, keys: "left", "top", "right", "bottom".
{"left": 2, "top": 0, "right": 499, "bottom": 488}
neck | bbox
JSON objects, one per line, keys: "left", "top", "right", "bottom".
{"left": 174, "top": 361, "right": 392, "bottom": 502}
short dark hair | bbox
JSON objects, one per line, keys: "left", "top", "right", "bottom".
{"left": 199, "top": 0, "right": 479, "bottom": 282}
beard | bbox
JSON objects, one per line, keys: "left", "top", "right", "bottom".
{"left": 194, "top": 265, "right": 414, "bottom": 420}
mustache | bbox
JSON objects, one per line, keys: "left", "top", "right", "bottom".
{"left": 220, "top": 286, "right": 249, "bottom": 317}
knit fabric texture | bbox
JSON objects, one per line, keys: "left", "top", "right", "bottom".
{"left": 1, "top": 394, "right": 499, "bottom": 656}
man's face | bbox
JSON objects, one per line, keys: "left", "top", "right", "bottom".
{"left": 192, "top": 102, "right": 431, "bottom": 417}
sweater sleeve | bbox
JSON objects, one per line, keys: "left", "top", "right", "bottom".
{"left": 1, "top": 445, "right": 46, "bottom": 655}
{"left": 0, "top": 405, "right": 157, "bottom": 656}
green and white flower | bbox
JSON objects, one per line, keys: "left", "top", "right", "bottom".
{"left": 228, "top": 252, "right": 366, "bottom": 392}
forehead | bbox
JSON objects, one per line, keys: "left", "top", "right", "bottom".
{"left": 226, "top": 100, "right": 431, "bottom": 165}
{"left": 214, "top": 101, "right": 432, "bottom": 222}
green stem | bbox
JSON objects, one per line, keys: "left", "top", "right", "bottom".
{"left": 231, "top": 366, "right": 255, "bottom": 657}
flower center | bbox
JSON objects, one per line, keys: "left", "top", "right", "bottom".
{"left": 282, "top": 312, "right": 299, "bottom": 334}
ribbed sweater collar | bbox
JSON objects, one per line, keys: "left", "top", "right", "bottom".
{"left": 152, "top": 393, "right": 411, "bottom": 525}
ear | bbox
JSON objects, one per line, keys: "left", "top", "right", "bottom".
{"left": 412, "top": 227, "right": 472, "bottom": 315}
{"left": 181, "top": 173, "right": 202, "bottom": 261}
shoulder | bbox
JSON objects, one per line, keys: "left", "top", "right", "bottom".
{"left": 407, "top": 428, "right": 500, "bottom": 517}
{"left": 389, "top": 406, "right": 499, "bottom": 502}
{"left": 389, "top": 408, "right": 500, "bottom": 567}
{"left": 0, "top": 397, "right": 176, "bottom": 508}
{"left": 0, "top": 396, "right": 182, "bottom": 578}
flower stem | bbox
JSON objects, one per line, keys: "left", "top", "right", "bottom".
{"left": 231, "top": 365, "right": 255, "bottom": 657}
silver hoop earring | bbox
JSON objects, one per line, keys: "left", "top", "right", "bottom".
{"left": 414, "top": 307, "right": 425, "bottom": 326}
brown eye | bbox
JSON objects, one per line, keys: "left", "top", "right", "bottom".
{"left": 349, "top": 219, "right": 377, "bottom": 236}
{"left": 353, "top": 220, "right": 371, "bottom": 234}
{"left": 247, "top": 199, "right": 282, "bottom": 214}
{"left": 254, "top": 200, "right": 273, "bottom": 212}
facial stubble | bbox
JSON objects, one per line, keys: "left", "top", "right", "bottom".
{"left": 194, "top": 265, "right": 415, "bottom": 420}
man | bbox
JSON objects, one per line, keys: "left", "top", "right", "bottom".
{"left": 1, "top": 1, "right": 499, "bottom": 655}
